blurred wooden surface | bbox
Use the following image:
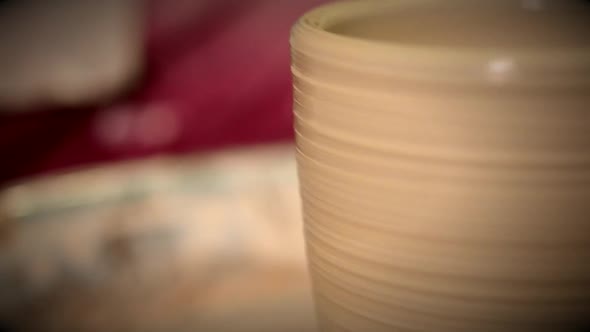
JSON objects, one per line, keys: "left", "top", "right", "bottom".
{"left": 0, "top": 144, "right": 316, "bottom": 332}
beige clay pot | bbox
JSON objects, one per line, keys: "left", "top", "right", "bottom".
{"left": 292, "top": 1, "right": 590, "bottom": 331}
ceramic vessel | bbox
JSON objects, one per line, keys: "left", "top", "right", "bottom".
{"left": 291, "top": 1, "right": 590, "bottom": 331}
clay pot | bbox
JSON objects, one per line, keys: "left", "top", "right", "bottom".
{"left": 292, "top": 1, "right": 590, "bottom": 331}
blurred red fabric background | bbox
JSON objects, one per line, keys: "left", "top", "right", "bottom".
{"left": 0, "top": 0, "right": 328, "bottom": 184}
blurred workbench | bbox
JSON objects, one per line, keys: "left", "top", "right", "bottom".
{"left": 0, "top": 144, "right": 316, "bottom": 332}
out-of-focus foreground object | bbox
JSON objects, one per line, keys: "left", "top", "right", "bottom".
{"left": 0, "top": 144, "right": 316, "bottom": 332}
{"left": 0, "top": 0, "right": 143, "bottom": 111}
{"left": 293, "top": 0, "right": 590, "bottom": 331}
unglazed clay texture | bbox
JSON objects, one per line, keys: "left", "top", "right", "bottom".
{"left": 291, "top": 0, "right": 590, "bottom": 331}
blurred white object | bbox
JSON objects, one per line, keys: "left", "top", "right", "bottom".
{"left": 0, "top": 0, "right": 143, "bottom": 111}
